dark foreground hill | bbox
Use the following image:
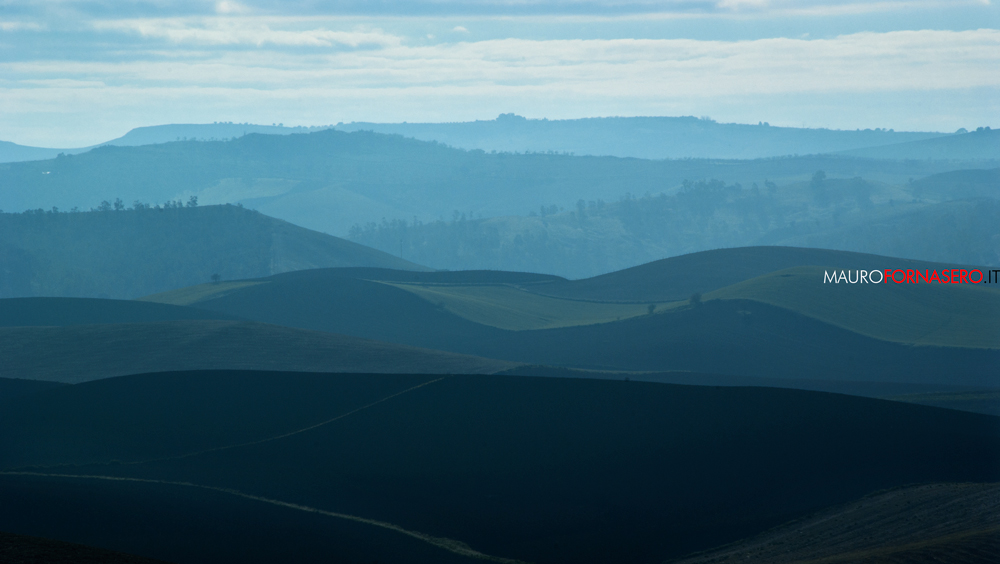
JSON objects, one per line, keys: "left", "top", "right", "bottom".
{"left": 0, "top": 371, "right": 997, "bottom": 564}
{"left": 0, "top": 205, "right": 426, "bottom": 299}
{"left": 669, "top": 483, "right": 1000, "bottom": 564}
{"left": 0, "top": 530, "right": 175, "bottom": 564}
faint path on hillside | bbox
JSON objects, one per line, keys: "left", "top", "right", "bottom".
{"left": 0, "top": 470, "right": 527, "bottom": 564}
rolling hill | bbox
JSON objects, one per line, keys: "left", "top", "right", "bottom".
{"left": 0, "top": 204, "right": 427, "bottom": 299}
{"left": 347, "top": 170, "right": 1000, "bottom": 278}
{"left": 140, "top": 248, "right": 999, "bottom": 387}
{"left": 910, "top": 168, "right": 1000, "bottom": 201}
{"left": 0, "top": 370, "right": 997, "bottom": 564}
{"left": 0, "top": 118, "right": 947, "bottom": 165}
{"left": 524, "top": 246, "right": 977, "bottom": 302}
{"left": 0, "top": 320, "right": 515, "bottom": 384}
{"left": 335, "top": 115, "right": 948, "bottom": 160}
{"left": 706, "top": 266, "right": 1000, "bottom": 348}
{"left": 0, "top": 129, "right": 982, "bottom": 240}
{"left": 839, "top": 127, "right": 1000, "bottom": 161}
{"left": 0, "top": 297, "right": 239, "bottom": 327}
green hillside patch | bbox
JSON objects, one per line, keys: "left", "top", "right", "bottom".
{"left": 381, "top": 281, "right": 674, "bottom": 330}
{"left": 707, "top": 266, "right": 1000, "bottom": 348}
{"left": 138, "top": 280, "right": 267, "bottom": 306}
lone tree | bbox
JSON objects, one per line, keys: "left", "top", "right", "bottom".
{"left": 647, "top": 303, "right": 656, "bottom": 315}
{"left": 210, "top": 273, "right": 221, "bottom": 285}
{"left": 689, "top": 292, "right": 702, "bottom": 306}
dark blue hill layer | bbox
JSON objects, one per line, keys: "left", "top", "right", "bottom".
{"left": 0, "top": 371, "right": 997, "bottom": 564}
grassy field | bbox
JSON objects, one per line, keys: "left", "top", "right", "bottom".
{"left": 138, "top": 281, "right": 267, "bottom": 306}
{"left": 381, "top": 281, "right": 674, "bottom": 330}
{"left": 131, "top": 265, "right": 1000, "bottom": 387}
{"left": 525, "top": 246, "right": 975, "bottom": 303}
{"left": 707, "top": 266, "right": 1000, "bottom": 348}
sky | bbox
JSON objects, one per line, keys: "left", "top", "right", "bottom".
{"left": 0, "top": 0, "right": 998, "bottom": 147}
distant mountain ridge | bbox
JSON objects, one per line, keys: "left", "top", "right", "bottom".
{"left": 0, "top": 116, "right": 951, "bottom": 164}
{"left": 0, "top": 123, "right": 335, "bottom": 164}
{"left": 335, "top": 114, "right": 949, "bottom": 160}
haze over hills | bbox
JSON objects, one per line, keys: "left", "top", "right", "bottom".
{"left": 838, "top": 127, "right": 999, "bottom": 161}
{"left": 2, "top": 128, "right": 996, "bottom": 278}
{"left": 0, "top": 117, "right": 950, "bottom": 164}
{"left": 3, "top": 0, "right": 997, "bottom": 558}
{"left": 350, "top": 170, "right": 1000, "bottom": 277}
{"left": 4, "top": 129, "right": 977, "bottom": 229}
{"left": 0, "top": 123, "right": 336, "bottom": 164}
{"left": 335, "top": 114, "right": 950, "bottom": 160}
{"left": 1, "top": 371, "right": 997, "bottom": 564}
{"left": 0, "top": 204, "right": 426, "bottom": 299}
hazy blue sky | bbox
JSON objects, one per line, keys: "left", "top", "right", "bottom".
{"left": 1, "top": 1, "right": 997, "bottom": 147}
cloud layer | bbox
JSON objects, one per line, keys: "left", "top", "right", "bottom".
{"left": 0, "top": 1, "right": 997, "bottom": 146}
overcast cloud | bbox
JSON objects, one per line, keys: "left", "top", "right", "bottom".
{"left": 0, "top": 0, "right": 996, "bottom": 146}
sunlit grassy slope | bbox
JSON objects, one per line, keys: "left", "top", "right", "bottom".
{"left": 381, "top": 282, "right": 675, "bottom": 330}
{"left": 138, "top": 280, "right": 267, "bottom": 306}
{"left": 707, "top": 266, "right": 1000, "bottom": 348}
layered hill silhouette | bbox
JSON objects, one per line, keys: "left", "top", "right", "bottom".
{"left": 138, "top": 247, "right": 998, "bottom": 388}
{"left": 335, "top": 115, "right": 949, "bottom": 160}
{"left": 0, "top": 319, "right": 514, "bottom": 383}
{"left": 0, "top": 204, "right": 426, "bottom": 299}
{"left": 0, "top": 297, "right": 239, "bottom": 327}
{"left": 0, "top": 117, "right": 948, "bottom": 165}
{"left": 839, "top": 127, "right": 1000, "bottom": 161}
{"left": 525, "top": 246, "right": 979, "bottom": 302}
{"left": 0, "top": 129, "right": 981, "bottom": 240}
{"left": 0, "top": 370, "right": 997, "bottom": 564}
